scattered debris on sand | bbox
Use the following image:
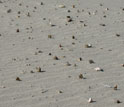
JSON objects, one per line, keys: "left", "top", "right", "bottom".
{"left": 88, "top": 98, "right": 94, "bottom": 103}
{"left": 58, "top": 5, "right": 66, "bottom": 8}
{"left": 79, "top": 74, "right": 84, "bottom": 79}
{"left": 16, "top": 77, "right": 21, "bottom": 81}
{"left": 94, "top": 67, "right": 103, "bottom": 72}
{"left": 36, "top": 67, "right": 45, "bottom": 73}
{"left": 85, "top": 44, "right": 92, "bottom": 48}
{"left": 114, "top": 99, "right": 121, "bottom": 104}
{"left": 113, "top": 85, "right": 118, "bottom": 90}
{"left": 53, "top": 56, "right": 59, "bottom": 60}
{"left": 89, "top": 60, "right": 95, "bottom": 64}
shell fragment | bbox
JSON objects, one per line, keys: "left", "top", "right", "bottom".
{"left": 94, "top": 67, "right": 103, "bottom": 71}
{"left": 88, "top": 98, "right": 93, "bottom": 103}
{"left": 58, "top": 5, "right": 66, "bottom": 8}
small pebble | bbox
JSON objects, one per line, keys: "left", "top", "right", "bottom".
{"left": 41, "top": 89, "right": 48, "bottom": 93}
{"left": 67, "top": 18, "right": 73, "bottom": 22}
{"left": 79, "top": 74, "right": 84, "bottom": 79}
{"left": 37, "top": 67, "right": 44, "bottom": 72}
{"left": 34, "top": 6, "right": 37, "bottom": 9}
{"left": 67, "top": 16, "right": 73, "bottom": 22}
{"left": 84, "top": 24, "right": 87, "bottom": 27}
{"left": 100, "top": 3, "right": 103, "bottom": 6}
{"left": 41, "top": 2, "right": 44, "bottom": 5}
{"left": 74, "top": 64, "right": 77, "bottom": 67}
{"left": 72, "top": 42, "right": 75, "bottom": 45}
{"left": 67, "top": 10, "right": 71, "bottom": 12}
{"left": 103, "top": 15, "right": 107, "bottom": 18}
{"left": 105, "top": 8, "right": 109, "bottom": 11}
{"left": 1, "top": 86, "right": 6, "bottom": 88}
{"left": 53, "top": 56, "right": 59, "bottom": 60}
{"left": 114, "top": 85, "right": 118, "bottom": 90}
{"left": 59, "top": 44, "right": 63, "bottom": 48}
{"left": 49, "top": 53, "right": 52, "bottom": 56}
{"left": 89, "top": 60, "right": 94, "bottom": 64}
{"left": 16, "top": 29, "right": 20, "bottom": 32}
{"left": 122, "top": 8, "right": 124, "bottom": 11}
{"left": 72, "top": 5, "right": 75, "bottom": 8}
{"left": 78, "top": 57, "right": 82, "bottom": 61}
{"left": 38, "top": 50, "right": 43, "bottom": 53}
{"left": 19, "top": 3, "right": 22, "bottom": 6}
{"left": 88, "top": 11, "right": 91, "bottom": 15}
{"left": 27, "top": 12, "right": 31, "bottom": 17}
{"left": 115, "top": 100, "right": 121, "bottom": 104}
{"left": 43, "top": 18, "right": 46, "bottom": 20}
{"left": 16, "top": 77, "right": 21, "bottom": 81}
{"left": 99, "top": 23, "right": 106, "bottom": 26}
{"left": 116, "top": 34, "right": 120, "bottom": 37}
{"left": 18, "top": 11, "right": 21, "bottom": 14}
{"left": 7, "top": 9, "right": 12, "bottom": 13}
{"left": 72, "top": 36, "right": 75, "bottom": 39}
{"left": 66, "top": 62, "right": 71, "bottom": 66}
{"left": 49, "top": 21, "right": 56, "bottom": 27}
{"left": 62, "top": 56, "right": 66, "bottom": 58}
{"left": 121, "top": 64, "right": 124, "bottom": 67}
{"left": 58, "top": 90, "right": 63, "bottom": 93}
{"left": 30, "top": 70, "right": 34, "bottom": 73}
{"left": 48, "top": 35, "right": 53, "bottom": 39}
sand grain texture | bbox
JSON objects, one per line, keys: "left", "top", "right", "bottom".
{"left": 0, "top": 0, "right": 124, "bottom": 107}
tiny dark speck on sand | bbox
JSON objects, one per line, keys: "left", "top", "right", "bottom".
{"left": 16, "top": 29, "right": 20, "bottom": 32}
{"left": 7, "top": 9, "right": 12, "bottom": 13}
{"left": 53, "top": 56, "right": 59, "bottom": 60}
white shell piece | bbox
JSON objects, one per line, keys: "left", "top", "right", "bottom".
{"left": 58, "top": 5, "right": 65, "bottom": 8}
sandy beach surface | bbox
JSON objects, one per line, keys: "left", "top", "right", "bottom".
{"left": 0, "top": 0, "right": 124, "bottom": 107}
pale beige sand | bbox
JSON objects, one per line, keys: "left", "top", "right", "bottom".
{"left": 0, "top": 0, "right": 124, "bottom": 107}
